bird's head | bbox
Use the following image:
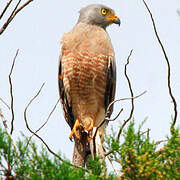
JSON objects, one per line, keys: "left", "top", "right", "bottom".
{"left": 77, "top": 4, "right": 120, "bottom": 29}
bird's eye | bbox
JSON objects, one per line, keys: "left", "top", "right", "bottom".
{"left": 101, "top": 8, "right": 107, "bottom": 15}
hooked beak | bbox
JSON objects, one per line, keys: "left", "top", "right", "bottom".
{"left": 106, "top": 14, "right": 121, "bottom": 26}
{"left": 113, "top": 15, "right": 121, "bottom": 26}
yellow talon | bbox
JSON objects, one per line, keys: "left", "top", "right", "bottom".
{"left": 69, "top": 119, "right": 82, "bottom": 141}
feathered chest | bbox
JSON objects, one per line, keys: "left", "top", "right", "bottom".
{"left": 60, "top": 24, "right": 114, "bottom": 100}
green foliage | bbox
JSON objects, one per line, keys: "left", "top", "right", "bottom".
{"left": 0, "top": 126, "right": 116, "bottom": 179}
{"left": 0, "top": 127, "right": 16, "bottom": 168}
{"left": 87, "top": 156, "right": 105, "bottom": 176}
{"left": 106, "top": 120, "right": 180, "bottom": 179}
{"left": 0, "top": 121, "right": 179, "bottom": 179}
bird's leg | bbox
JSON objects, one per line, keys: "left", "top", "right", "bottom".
{"left": 88, "top": 121, "right": 94, "bottom": 137}
{"left": 69, "top": 119, "right": 82, "bottom": 141}
{"left": 83, "top": 121, "right": 94, "bottom": 141}
{"left": 98, "top": 129, "right": 104, "bottom": 143}
{"left": 98, "top": 130, "right": 102, "bottom": 138}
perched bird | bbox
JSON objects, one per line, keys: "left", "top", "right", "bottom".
{"left": 58, "top": 4, "right": 120, "bottom": 143}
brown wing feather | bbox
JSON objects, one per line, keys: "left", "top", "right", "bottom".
{"left": 58, "top": 55, "right": 75, "bottom": 130}
{"left": 104, "top": 57, "right": 116, "bottom": 117}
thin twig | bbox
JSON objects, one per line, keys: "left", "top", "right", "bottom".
{"left": 105, "top": 149, "right": 114, "bottom": 157}
{"left": 105, "top": 94, "right": 146, "bottom": 156}
{"left": 142, "top": 0, "right": 177, "bottom": 127}
{"left": 107, "top": 155, "right": 119, "bottom": 177}
{"left": 93, "top": 109, "right": 123, "bottom": 143}
{"left": 106, "top": 108, "right": 124, "bottom": 122}
{"left": 35, "top": 99, "right": 60, "bottom": 133}
{"left": 155, "top": 140, "right": 169, "bottom": 154}
{"left": 25, "top": 99, "right": 60, "bottom": 149}
{"left": 106, "top": 91, "right": 147, "bottom": 116}
{"left": 0, "top": 97, "right": 10, "bottom": 110}
{"left": 24, "top": 84, "right": 88, "bottom": 172}
{"left": 0, "top": 0, "right": 21, "bottom": 35}
{"left": 9, "top": 49, "right": 19, "bottom": 135}
{"left": 92, "top": 109, "right": 123, "bottom": 156}
{"left": 117, "top": 50, "right": 134, "bottom": 140}
{"left": 0, "top": 0, "right": 13, "bottom": 20}
{"left": 154, "top": 139, "right": 168, "bottom": 146}
{"left": 14, "top": 0, "right": 33, "bottom": 16}
{"left": 0, "top": 0, "right": 33, "bottom": 35}
{"left": 140, "top": 128, "right": 151, "bottom": 136}
{"left": 92, "top": 80, "right": 146, "bottom": 156}
{"left": 98, "top": 91, "right": 147, "bottom": 157}
{"left": 0, "top": 162, "right": 6, "bottom": 170}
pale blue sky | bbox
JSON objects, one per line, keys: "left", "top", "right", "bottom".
{"left": 0, "top": 0, "right": 180, "bottom": 163}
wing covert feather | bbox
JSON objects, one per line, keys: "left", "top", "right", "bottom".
{"left": 104, "top": 57, "right": 116, "bottom": 117}
{"left": 58, "top": 55, "right": 75, "bottom": 129}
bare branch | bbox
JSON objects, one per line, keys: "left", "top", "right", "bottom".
{"left": 105, "top": 50, "right": 147, "bottom": 157}
{"left": 106, "top": 91, "right": 147, "bottom": 115}
{"left": 142, "top": 0, "right": 178, "bottom": 127}
{"left": 117, "top": 50, "right": 134, "bottom": 140}
{"left": 154, "top": 139, "right": 168, "bottom": 146}
{"left": 9, "top": 49, "right": 19, "bottom": 135}
{"left": 155, "top": 140, "right": 168, "bottom": 154}
{"left": 93, "top": 108, "right": 123, "bottom": 144}
{"left": 0, "top": 97, "right": 10, "bottom": 110}
{"left": 0, "top": 0, "right": 13, "bottom": 20}
{"left": 14, "top": 0, "right": 33, "bottom": 16}
{"left": 105, "top": 149, "right": 114, "bottom": 157}
{"left": 92, "top": 108, "right": 123, "bottom": 156}
{"left": 0, "top": 0, "right": 33, "bottom": 35}
{"left": 107, "top": 155, "right": 119, "bottom": 177}
{"left": 91, "top": 50, "right": 146, "bottom": 157}
{"left": 0, "top": 0, "right": 21, "bottom": 35}
{"left": 103, "top": 90, "right": 147, "bottom": 149}
{"left": 35, "top": 99, "right": 60, "bottom": 133}
{"left": 97, "top": 91, "right": 147, "bottom": 157}
{"left": 0, "top": 162, "right": 6, "bottom": 170}
{"left": 25, "top": 99, "right": 60, "bottom": 149}
{"left": 107, "top": 108, "right": 124, "bottom": 122}
{"left": 140, "top": 128, "right": 151, "bottom": 136}
{"left": 24, "top": 84, "right": 88, "bottom": 172}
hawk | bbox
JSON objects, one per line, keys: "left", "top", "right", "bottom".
{"left": 58, "top": 4, "right": 120, "bottom": 142}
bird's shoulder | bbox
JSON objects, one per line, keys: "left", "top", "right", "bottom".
{"left": 61, "top": 23, "right": 114, "bottom": 57}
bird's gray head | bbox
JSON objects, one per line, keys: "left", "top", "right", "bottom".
{"left": 77, "top": 4, "right": 120, "bottom": 29}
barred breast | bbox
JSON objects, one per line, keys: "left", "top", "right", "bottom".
{"left": 61, "top": 23, "right": 114, "bottom": 126}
